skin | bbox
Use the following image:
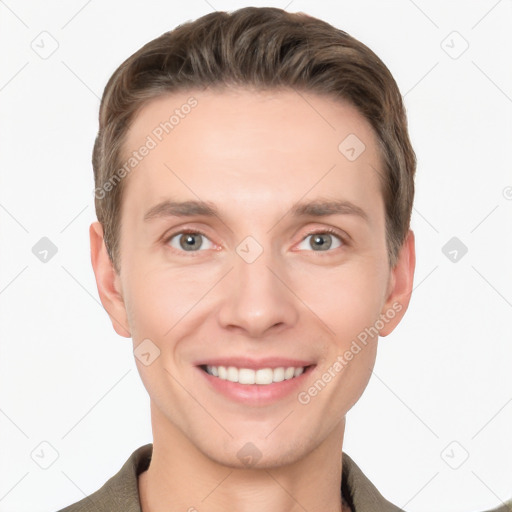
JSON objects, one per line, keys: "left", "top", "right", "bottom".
{"left": 90, "top": 87, "right": 415, "bottom": 512}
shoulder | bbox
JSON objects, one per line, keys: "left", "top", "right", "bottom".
{"left": 342, "top": 452, "right": 405, "bottom": 512}
{"left": 342, "top": 453, "right": 512, "bottom": 512}
{"left": 56, "top": 444, "right": 153, "bottom": 512}
{"left": 479, "top": 502, "right": 512, "bottom": 512}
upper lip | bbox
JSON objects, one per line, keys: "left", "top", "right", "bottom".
{"left": 195, "top": 357, "right": 315, "bottom": 370}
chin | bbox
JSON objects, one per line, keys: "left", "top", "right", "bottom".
{"left": 198, "top": 435, "right": 312, "bottom": 471}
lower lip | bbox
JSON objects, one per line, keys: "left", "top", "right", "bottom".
{"left": 197, "top": 366, "right": 314, "bottom": 405}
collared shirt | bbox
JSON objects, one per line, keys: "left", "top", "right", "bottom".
{"left": 56, "top": 443, "right": 406, "bottom": 512}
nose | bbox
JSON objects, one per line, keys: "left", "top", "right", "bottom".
{"left": 217, "top": 245, "right": 299, "bottom": 338}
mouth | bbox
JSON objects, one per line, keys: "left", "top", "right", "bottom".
{"left": 200, "top": 364, "right": 312, "bottom": 385}
{"left": 195, "top": 358, "right": 315, "bottom": 404}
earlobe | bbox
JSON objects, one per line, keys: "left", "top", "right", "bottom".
{"left": 378, "top": 230, "right": 416, "bottom": 337}
{"left": 89, "top": 221, "right": 131, "bottom": 338}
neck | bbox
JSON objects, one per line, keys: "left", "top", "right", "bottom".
{"left": 139, "top": 403, "right": 350, "bottom": 512}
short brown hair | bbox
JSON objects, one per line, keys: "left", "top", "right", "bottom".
{"left": 93, "top": 7, "right": 416, "bottom": 273}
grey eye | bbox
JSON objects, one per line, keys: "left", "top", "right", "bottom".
{"left": 297, "top": 232, "right": 342, "bottom": 252}
{"left": 168, "top": 232, "right": 214, "bottom": 252}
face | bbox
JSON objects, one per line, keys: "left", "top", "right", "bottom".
{"left": 91, "top": 87, "right": 414, "bottom": 469}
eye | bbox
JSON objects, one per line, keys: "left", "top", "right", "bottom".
{"left": 296, "top": 229, "right": 344, "bottom": 252}
{"left": 165, "top": 230, "right": 214, "bottom": 252}
{"left": 163, "top": 228, "right": 346, "bottom": 255}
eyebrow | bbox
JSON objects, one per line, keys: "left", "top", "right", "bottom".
{"left": 143, "top": 198, "right": 369, "bottom": 223}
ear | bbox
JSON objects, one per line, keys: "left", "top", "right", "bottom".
{"left": 89, "top": 221, "right": 131, "bottom": 338}
{"left": 378, "top": 230, "right": 416, "bottom": 336}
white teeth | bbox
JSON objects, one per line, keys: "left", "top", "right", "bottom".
{"left": 227, "top": 366, "right": 238, "bottom": 382}
{"left": 204, "top": 365, "right": 307, "bottom": 385}
{"left": 294, "top": 367, "right": 304, "bottom": 377}
{"left": 255, "top": 368, "right": 273, "bottom": 385}
{"left": 273, "top": 367, "right": 285, "bottom": 382}
{"left": 284, "top": 367, "right": 295, "bottom": 380}
{"left": 218, "top": 366, "right": 227, "bottom": 379}
{"left": 238, "top": 368, "right": 255, "bottom": 384}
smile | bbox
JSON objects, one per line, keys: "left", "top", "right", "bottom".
{"left": 202, "top": 365, "right": 307, "bottom": 385}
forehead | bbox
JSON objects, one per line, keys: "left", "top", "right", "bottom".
{"left": 120, "top": 87, "right": 384, "bottom": 225}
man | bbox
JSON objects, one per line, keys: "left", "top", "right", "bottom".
{"left": 60, "top": 6, "right": 421, "bottom": 511}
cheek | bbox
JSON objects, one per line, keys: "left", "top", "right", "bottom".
{"left": 123, "top": 266, "right": 198, "bottom": 340}
{"left": 124, "top": 255, "right": 389, "bottom": 343}
{"left": 328, "top": 346, "right": 377, "bottom": 418}
{"left": 293, "top": 261, "right": 388, "bottom": 339}
{"left": 124, "top": 272, "right": 188, "bottom": 409}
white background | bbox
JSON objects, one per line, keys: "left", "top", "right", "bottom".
{"left": 1, "top": 1, "right": 511, "bottom": 511}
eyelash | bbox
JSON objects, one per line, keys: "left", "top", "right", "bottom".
{"left": 162, "top": 227, "right": 348, "bottom": 256}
